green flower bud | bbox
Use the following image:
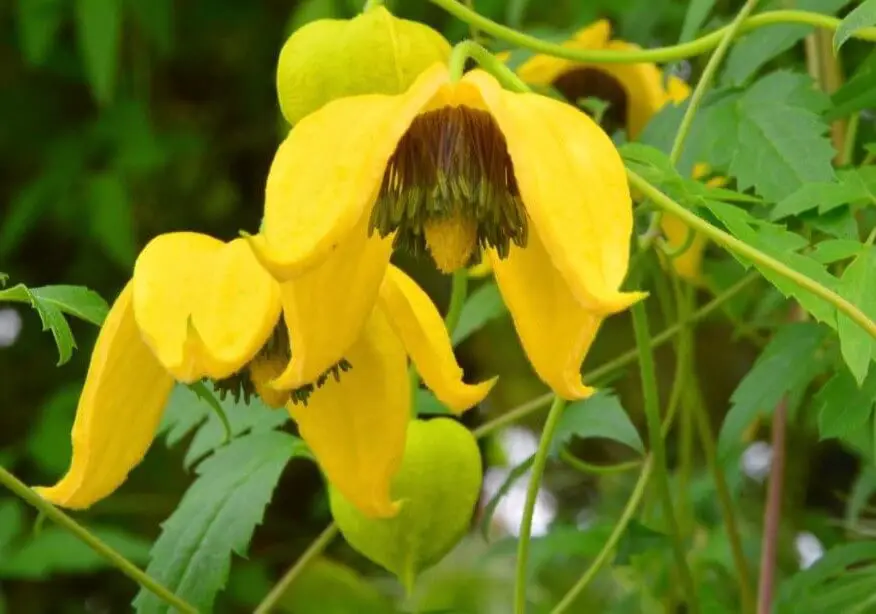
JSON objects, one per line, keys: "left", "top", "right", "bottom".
{"left": 276, "top": 6, "right": 451, "bottom": 125}
{"left": 329, "top": 418, "right": 483, "bottom": 591}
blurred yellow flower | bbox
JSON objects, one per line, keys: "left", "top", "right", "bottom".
{"left": 252, "top": 62, "right": 643, "bottom": 400}
{"left": 36, "top": 233, "right": 491, "bottom": 518}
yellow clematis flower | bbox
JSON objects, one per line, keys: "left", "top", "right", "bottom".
{"left": 250, "top": 62, "right": 644, "bottom": 401}
{"left": 35, "top": 232, "right": 492, "bottom": 519}
{"left": 481, "top": 19, "right": 712, "bottom": 285}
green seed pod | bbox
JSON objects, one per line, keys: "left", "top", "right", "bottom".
{"left": 276, "top": 6, "right": 451, "bottom": 125}
{"left": 329, "top": 418, "right": 483, "bottom": 591}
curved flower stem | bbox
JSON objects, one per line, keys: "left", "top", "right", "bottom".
{"left": 513, "top": 395, "right": 567, "bottom": 614}
{"left": 472, "top": 272, "right": 759, "bottom": 440}
{"left": 550, "top": 457, "right": 653, "bottom": 614}
{"left": 631, "top": 300, "right": 699, "bottom": 612}
{"left": 447, "top": 39, "right": 528, "bottom": 92}
{"left": 0, "top": 466, "right": 197, "bottom": 614}
{"left": 254, "top": 522, "right": 340, "bottom": 614}
{"left": 428, "top": 1, "right": 876, "bottom": 63}
{"left": 626, "top": 168, "right": 876, "bottom": 340}
{"left": 559, "top": 450, "right": 641, "bottom": 475}
{"left": 444, "top": 268, "right": 469, "bottom": 332}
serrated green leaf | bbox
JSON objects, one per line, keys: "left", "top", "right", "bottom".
{"left": 838, "top": 245, "right": 876, "bottom": 383}
{"left": 829, "top": 50, "right": 876, "bottom": 119}
{"left": 86, "top": 173, "right": 136, "bottom": 268}
{"left": 0, "top": 526, "right": 151, "bottom": 579}
{"left": 704, "top": 201, "right": 840, "bottom": 325}
{"left": 550, "top": 391, "right": 644, "bottom": 456}
{"left": 810, "top": 239, "right": 866, "bottom": 263}
{"left": 28, "top": 285, "right": 108, "bottom": 325}
{"left": 134, "top": 431, "right": 307, "bottom": 614}
{"left": 157, "top": 385, "right": 290, "bottom": 469}
{"left": 16, "top": 0, "right": 66, "bottom": 65}
{"left": 816, "top": 368, "right": 876, "bottom": 440}
{"left": 771, "top": 178, "right": 867, "bottom": 220}
{"left": 75, "top": 0, "right": 121, "bottom": 105}
{"left": 729, "top": 72, "right": 836, "bottom": 202}
{"left": 835, "top": 0, "right": 876, "bottom": 51}
{"left": 723, "top": 0, "right": 851, "bottom": 85}
{"left": 479, "top": 455, "right": 534, "bottom": 539}
{"left": 452, "top": 282, "right": 507, "bottom": 346}
{"left": 718, "top": 323, "right": 829, "bottom": 457}
{"left": 0, "top": 283, "right": 75, "bottom": 365}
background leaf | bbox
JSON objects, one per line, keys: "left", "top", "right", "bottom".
{"left": 15, "top": 0, "right": 67, "bottom": 65}
{"left": 816, "top": 368, "right": 876, "bottom": 441}
{"left": 837, "top": 245, "right": 876, "bottom": 384}
{"left": 452, "top": 282, "right": 508, "bottom": 346}
{"left": 86, "top": 173, "right": 136, "bottom": 268}
{"left": 74, "top": 0, "right": 121, "bottom": 105}
{"left": 134, "top": 431, "right": 307, "bottom": 614}
{"left": 550, "top": 391, "right": 644, "bottom": 456}
{"left": 834, "top": 0, "right": 876, "bottom": 51}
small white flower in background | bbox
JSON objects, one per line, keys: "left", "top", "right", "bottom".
{"left": 795, "top": 531, "right": 824, "bottom": 569}
{"left": 741, "top": 441, "right": 773, "bottom": 482}
{"left": 481, "top": 427, "right": 558, "bottom": 537}
{"left": 0, "top": 308, "right": 22, "bottom": 347}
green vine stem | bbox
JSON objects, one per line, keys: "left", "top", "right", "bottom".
{"left": 444, "top": 268, "right": 469, "bottom": 332}
{"left": 513, "top": 396, "right": 567, "bottom": 614}
{"left": 0, "top": 466, "right": 197, "bottom": 614}
{"left": 447, "top": 39, "right": 529, "bottom": 92}
{"left": 626, "top": 169, "right": 876, "bottom": 339}
{"left": 253, "top": 523, "right": 340, "bottom": 614}
{"left": 550, "top": 457, "right": 654, "bottom": 614}
{"left": 631, "top": 300, "right": 699, "bottom": 611}
{"left": 559, "top": 450, "right": 641, "bottom": 475}
{"left": 428, "top": 1, "right": 876, "bottom": 63}
{"left": 472, "top": 272, "right": 759, "bottom": 440}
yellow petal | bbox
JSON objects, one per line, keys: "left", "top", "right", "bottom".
{"left": 270, "top": 217, "right": 393, "bottom": 390}
{"left": 254, "top": 63, "right": 449, "bottom": 279}
{"left": 660, "top": 213, "right": 708, "bottom": 285}
{"left": 468, "top": 71, "right": 646, "bottom": 315}
{"left": 289, "top": 307, "right": 409, "bottom": 519}
{"left": 35, "top": 283, "right": 175, "bottom": 509}
{"left": 249, "top": 355, "right": 289, "bottom": 408}
{"left": 666, "top": 75, "right": 691, "bottom": 104}
{"left": 133, "top": 233, "right": 281, "bottom": 382}
{"left": 467, "top": 256, "right": 493, "bottom": 279}
{"left": 516, "top": 20, "right": 612, "bottom": 86}
{"left": 489, "top": 234, "right": 601, "bottom": 400}
{"left": 379, "top": 265, "right": 495, "bottom": 412}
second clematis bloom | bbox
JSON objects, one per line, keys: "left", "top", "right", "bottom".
{"left": 36, "top": 232, "right": 492, "bottom": 519}
{"left": 251, "top": 62, "right": 645, "bottom": 400}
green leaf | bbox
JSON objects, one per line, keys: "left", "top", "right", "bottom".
{"left": 15, "top": 0, "right": 66, "bottom": 65}
{"left": 134, "top": 431, "right": 307, "bottom": 614}
{"left": 415, "top": 388, "right": 451, "bottom": 416}
{"left": 126, "top": 0, "right": 172, "bottom": 55}
{"left": 678, "top": 0, "right": 715, "bottom": 43}
{"left": 829, "top": 50, "right": 876, "bottom": 119}
{"left": 551, "top": 391, "right": 644, "bottom": 455}
{"left": 75, "top": 0, "right": 121, "bottom": 105}
{"left": 838, "top": 246, "right": 876, "bottom": 383}
{"left": 846, "top": 467, "right": 876, "bottom": 527}
{"left": 452, "top": 282, "right": 508, "bottom": 346}
{"left": 0, "top": 284, "right": 74, "bottom": 365}
{"left": 770, "top": 175, "right": 868, "bottom": 220}
{"left": 703, "top": 201, "right": 840, "bottom": 325}
{"left": 728, "top": 71, "right": 836, "bottom": 202}
{"left": 816, "top": 368, "right": 876, "bottom": 441}
{"left": 834, "top": 0, "right": 876, "bottom": 51}
{"left": 810, "top": 239, "right": 866, "bottom": 264}
{"left": 776, "top": 542, "right": 876, "bottom": 610}
{"left": 0, "top": 500, "right": 25, "bottom": 551}
{"left": 723, "top": 0, "right": 851, "bottom": 85}
{"left": 718, "top": 322, "right": 829, "bottom": 457}
{"left": 27, "top": 285, "right": 108, "bottom": 325}
{"left": 479, "top": 455, "right": 534, "bottom": 540}
{"left": 0, "top": 526, "right": 151, "bottom": 579}
{"left": 26, "top": 384, "right": 79, "bottom": 476}
{"left": 86, "top": 173, "right": 136, "bottom": 268}
{"left": 157, "top": 385, "right": 290, "bottom": 469}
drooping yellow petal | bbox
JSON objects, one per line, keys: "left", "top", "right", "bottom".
{"left": 249, "top": 355, "right": 289, "bottom": 409}
{"left": 379, "top": 265, "right": 495, "bottom": 412}
{"left": 289, "top": 307, "right": 409, "bottom": 519}
{"left": 515, "top": 20, "right": 612, "bottom": 86}
{"left": 133, "top": 233, "right": 281, "bottom": 382}
{"left": 270, "top": 217, "right": 393, "bottom": 390}
{"left": 467, "top": 71, "right": 646, "bottom": 315}
{"left": 253, "top": 63, "right": 449, "bottom": 280}
{"left": 489, "top": 234, "right": 600, "bottom": 400}
{"left": 35, "top": 284, "right": 175, "bottom": 509}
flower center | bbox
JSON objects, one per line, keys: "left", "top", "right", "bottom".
{"left": 212, "top": 322, "right": 352, "bottom": 407}
{"left": 369, "top": 105, "right": 528, "bottom": 272}
{"left": 551, "top": 68, "right": 628, "bottom": 135}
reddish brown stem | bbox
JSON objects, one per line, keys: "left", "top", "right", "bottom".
{"left": 756, "top": 396, "right": 788, "bottom": 614}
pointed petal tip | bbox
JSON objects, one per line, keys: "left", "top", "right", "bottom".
{"left": 593, "top": 290, "right": 649, "bottom": 316}
{"left": 442, "top": 375, "right": 498, "bottom": 415}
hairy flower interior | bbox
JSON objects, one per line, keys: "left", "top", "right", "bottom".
{"left": 370, "top": 105, "right": 528, "bottom": 271}
{"left": 213, "top": 321, "right": 352, "bottom": 407}
{"left": 551, "top": 68, "right": 629, "bottom": 135}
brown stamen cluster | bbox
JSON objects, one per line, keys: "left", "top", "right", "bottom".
{"left": 369, "top": 105, "right": 528, "bottom": 265}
